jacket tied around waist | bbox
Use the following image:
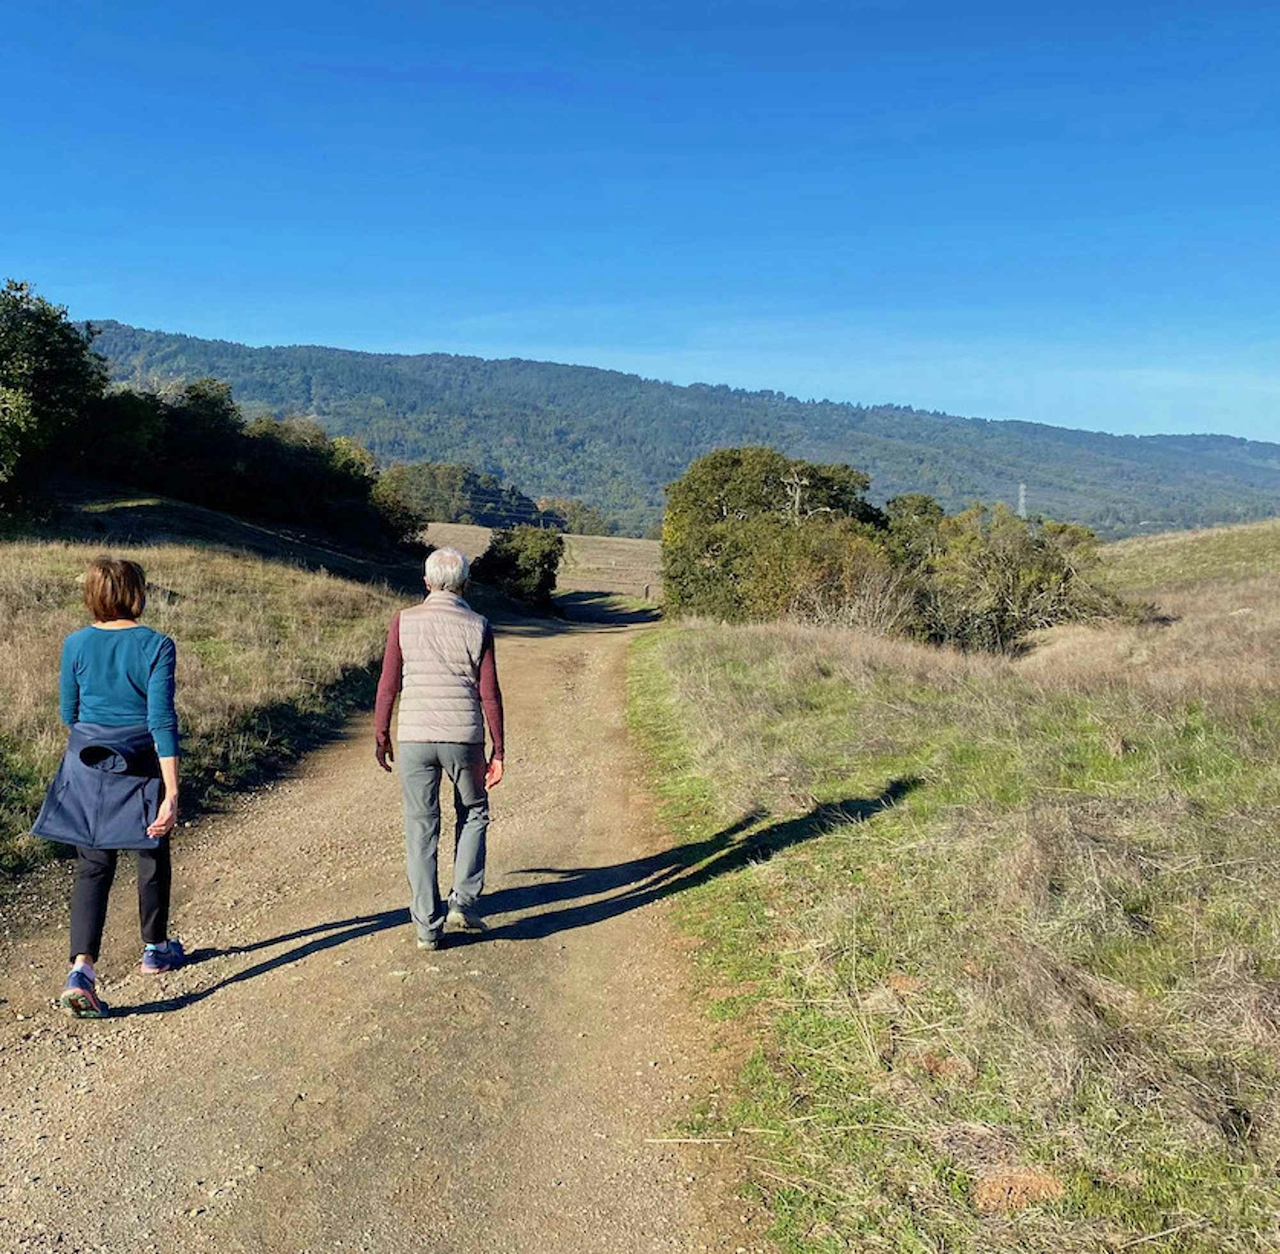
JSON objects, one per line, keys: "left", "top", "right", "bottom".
{"left": 32, "top": 722, "right": 166, "bottom": 851}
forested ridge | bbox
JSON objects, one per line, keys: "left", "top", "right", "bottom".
{"left": 90, "top": 320, "right": 1280, "bottom": 537}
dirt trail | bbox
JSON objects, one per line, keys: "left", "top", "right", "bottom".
{"left": 0, "top": 619, "right": 768, "bottom": 1254}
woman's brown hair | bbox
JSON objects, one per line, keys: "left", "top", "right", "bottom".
{"left": 83, "top": 557, "right": 147, "bottom": 622}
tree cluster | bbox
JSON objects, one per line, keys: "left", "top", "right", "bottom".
{"left": 3, "top": 281, "right": 572, "bottom": 552}
{"left": 536, "top": 497, "right": 617, "bottom": 536}
{"left": 662, "top": 448, "right": 1124, "bottom": 651}
{"left": 1, "top": 281, "right": 410, "bottom": 544}
{"left": 374, "top": 461, "right": 546, "bottom": 530}
{"left": 371, "top": 462, "right": 616, "bottom": 539}
{"left": 89, "top": 381, "right": 400, "bottom": 543}
{"left": 89, "top": 319, "right": 1280, "bottom": 540}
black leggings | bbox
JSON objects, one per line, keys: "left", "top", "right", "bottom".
{"left": 69, "top": 842, "right": 171, "bottom": 962}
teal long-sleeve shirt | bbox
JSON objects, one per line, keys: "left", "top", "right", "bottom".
{"left": 59, "top": 625, "right": 180, "bottom": 758}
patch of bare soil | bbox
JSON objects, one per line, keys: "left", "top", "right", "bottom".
{"left": 0, "top": 620, "right": 768, "bottom": 1253}
{"left": 971, "top": 1170, "right": 1066, "bottom": 1213}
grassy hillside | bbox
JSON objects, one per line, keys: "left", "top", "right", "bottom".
{"left": 90, "top": 321, "right": 1280, "bottom": 539}
{"left": 0, "top": 496, "right": 410, "bottom": 877}
{"left": 631, "top": 518, "right": 1280, "bottom": 1251}
{"left": 1103, "top": 516, "right": 1280, "bottom": 595}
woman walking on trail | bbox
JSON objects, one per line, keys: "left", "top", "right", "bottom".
{"left": 32, "top": 556, "right": 185, "bottom": 1018}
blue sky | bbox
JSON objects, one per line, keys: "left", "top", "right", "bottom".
{"left": 4, "top": 0, "right": 1278, "bottom": 439}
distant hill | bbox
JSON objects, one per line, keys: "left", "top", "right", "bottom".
{"left": 88, "top": 321, "right": 1280, "bottom": 538}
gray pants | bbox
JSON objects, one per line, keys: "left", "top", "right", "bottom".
{"left": 399, "top": 741, "right": 489, "bottom": 940}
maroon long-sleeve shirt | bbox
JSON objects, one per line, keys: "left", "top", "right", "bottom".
{"left": 374, "top": 611, "right": 505, "bottom": 758}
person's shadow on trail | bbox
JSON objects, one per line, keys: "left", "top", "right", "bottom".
{"left": 119, "top": 777, "right": 917, "bottom": 1014}
{"left": 112, "top": 909, "right": 410, "bottom": 1017}
{"left": 460, "top": 776, "right": 921, "bottom": 946}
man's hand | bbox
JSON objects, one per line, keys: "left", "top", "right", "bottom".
{"left": 376, "top": 736, "right": 395, "bottom": 773}
{"left": 485, "top": 755, "right": 504, "bottom": 789}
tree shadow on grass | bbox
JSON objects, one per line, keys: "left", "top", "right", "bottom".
{"left": 554, "top": 591, "right": 662, "bottom": 626}
{"left": 31, "top": 482, "right": 427, "bottom": 594}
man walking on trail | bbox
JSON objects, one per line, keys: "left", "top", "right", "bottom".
{"left": 375, "top": 547, "right": 505, "bottom": 949}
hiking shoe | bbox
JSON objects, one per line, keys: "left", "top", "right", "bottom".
{"left": 60, "top": 969, "right": 109, "bottom": 1019}
{"left": 140, "top": 939, "right": 186, "bottom": 974}
{"left": 446, "top": 901, "right": 487, "bottom": 932}
{"left": 417, "top": 935, "right": 442, "bottom": 951}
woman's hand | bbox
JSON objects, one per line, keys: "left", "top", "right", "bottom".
{"left": 147, "top": 794, "right": 178, "bottom": 839}
{"left": 151, "top": 756, "right": 181, "bottom": 839}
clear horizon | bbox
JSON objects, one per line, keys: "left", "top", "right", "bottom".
{"left": 7, "top": 1, "right": 1279, "bottom": 442}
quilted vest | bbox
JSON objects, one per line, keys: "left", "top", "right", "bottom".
{"left": 396, "top": 592, "right": 488, "bottom": 744}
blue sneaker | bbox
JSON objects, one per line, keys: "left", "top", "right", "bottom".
{"left": 141, "top": 939, "right": 186, "bottom": 974}
{"left": 60, "top": 969, "right": 109, "bottom": 1019}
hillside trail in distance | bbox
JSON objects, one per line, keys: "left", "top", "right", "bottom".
{"left": 0, "top": 613, "right": 771, "bottom": 1254}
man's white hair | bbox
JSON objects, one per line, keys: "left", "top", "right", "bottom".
{"left": 424, "top": 547, "right": 470, "bottom": 592}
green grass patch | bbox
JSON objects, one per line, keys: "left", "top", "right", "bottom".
{"left": 630, "top": 613, "right": 1280, "bottom": 1252}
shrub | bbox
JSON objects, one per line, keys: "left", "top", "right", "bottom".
{"left": 662, "top": 447, "right": 1124, "bottom": 650}
{"left": 915, "top": 504, "right": 1123, "bottom": 651}
{"left": 472, "top": 525, "right": 565, "bottom": 607}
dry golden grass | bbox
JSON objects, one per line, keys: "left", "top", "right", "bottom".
{"left": 420, "top": 521, "right": 494, "bottom": 559}
{"left": 630, "top": 516, "right": 1280, "bottom": 1250}
{"left": 0, "top": 538, "right": 401, "bottom": 874}
{"left": 555, "top": 533, "right": 662, "bottom": 601}
{"left": 425, "top": 521, "right": 662, "bottom": 602}
{"left": 1103, "top": 515, "right": 1280, "bottom": 594}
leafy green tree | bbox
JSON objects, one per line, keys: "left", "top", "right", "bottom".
{"left": 0, "top": 280, "right": 106, "bottom": 484}
{"left": 472, "top": 526, "right": 565, "bottom": 607}
{"left": 162, "top": 378, "right": 244, "bottom": 451}
{"left": 330, "top": 436, "right": 378, "bottom": 481}
{"left": 662, "top": 447, "right": 885, "bottom": 616}
{"left": 84, "top": 389, "right": 168, "bottom": 474}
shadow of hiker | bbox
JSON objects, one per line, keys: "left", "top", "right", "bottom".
{"left": 461, "top": 778, "right": 921, "bottom": 946}
{"left": 114, "top": 909, "right": 410, "bottom": 1017}
{"left": 116, "top": 779, "right": 917, "bottom": 1011}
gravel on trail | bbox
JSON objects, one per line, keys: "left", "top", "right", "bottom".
{"left": 0, "top": 619, "right": 771, "bottom": 1254}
